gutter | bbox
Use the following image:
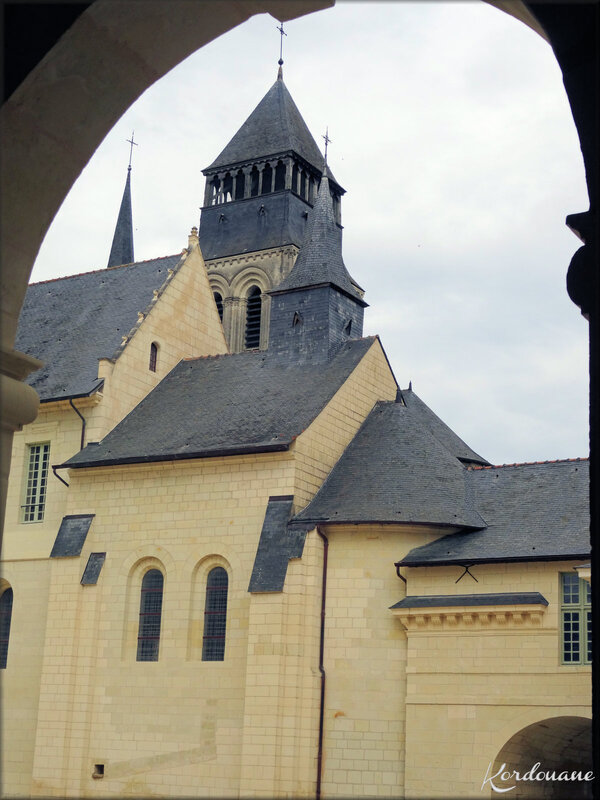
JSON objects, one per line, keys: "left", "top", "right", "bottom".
{"left": 316, "top": 526, "right": 328, "bottom": 800}
{"left": 69, "top": 398, "right": 86, "bottom": 450}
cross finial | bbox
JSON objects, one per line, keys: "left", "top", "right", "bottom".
{"left": 322, "top": 127, "right": 332, "bottom": 163}
{"left": 277, "top": 22, "right": 287, "bottom": 67}
{"left": 126, "top": 131, "right": 138, "bottom": 169}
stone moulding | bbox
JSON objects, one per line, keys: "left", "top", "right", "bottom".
{"left": 391, "top": 604, "right": 547, "bottom": 630}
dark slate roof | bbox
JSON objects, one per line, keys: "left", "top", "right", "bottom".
{"left": 81, "top": 553, "right": 106, "bottom": 585}
{"left": 272, "top": 170, "right": 364, "bottom": 302}
{"left": 292, "top": 400, "right": 486, "bottom": 528}
{"left": 390, "top": 592, "right": 549, "bottom": 609}
{"left": 248, "top": 496, "right": 309, "bottom": 592}
{"left": 205, "top": 74, "right": 332, "bottom": 178}
{"left": 107, "top": 166, "right": 134, "bottom": 268}
{"left": 50, "top": 515, "right": 95, "bottom": 557}
{"left": 401, "top": 388, "right": 488, "bottom": 465}
{"left": 63, "top": 337, "right": 376, "bottom": 468}
{"left": 398, "top": 459, "right": 590, "bottom": 566}
{"left": 15, "top": 254, "right": 182, "bottom": 401}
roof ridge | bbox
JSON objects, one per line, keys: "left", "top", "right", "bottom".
{"left": 468, "top": 457, "right": 589, "bottom": 471}
{"left": 29, "top": 254, "right": 181, "bottom": 286}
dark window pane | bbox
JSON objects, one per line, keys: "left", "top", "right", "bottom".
{"left": 137, "top": 570, "right": 163, "bottom": 662}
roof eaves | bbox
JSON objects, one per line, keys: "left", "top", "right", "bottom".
{"left": 396, "top": 552, "right": 591, "bottom": 568}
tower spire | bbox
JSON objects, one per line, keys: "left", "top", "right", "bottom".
{"left": 107, "top": 135, "right": 136, "bottom": 268}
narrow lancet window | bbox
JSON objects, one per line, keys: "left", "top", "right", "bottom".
{"left": 250, "top": 166, "right": 259, "bottom": 197}
{"left": 274, "top": 160, "right": 286, "bottom": 191}
{"left": 223, "top": 173, "right": 233, "bottom": 202}
{"left": 261, "top": 163, "right": 273, "bottom": 195}
{"left": 235, "top": 170, "right": 245, "bottom": 200}
{"left": 213, "top": 292, "right": 224, "bottom": 322}
{"left": 149, "top": 342, "right": 158, "bottom": 372}
{"left": 245, "top": 286, "right": 262, "bottom": 349}
{"left": 202, "top": 567, "right": 228, "bottom": 661}
{"left": 0, "top": 588, "right": 13, "bottom": 669}
{"left": 137, "top": 569, "right": 163, "bottom": 662}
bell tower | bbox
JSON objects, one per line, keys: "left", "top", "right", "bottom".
{"left": 199, "top": 66, "right": 345, "bottom": 353}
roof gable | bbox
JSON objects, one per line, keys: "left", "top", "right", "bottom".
{"left": 16, "top": 255, "right": 181, "bottom": 401}
{"left": 64, "top": 337, "right": 376, "bottom": 468}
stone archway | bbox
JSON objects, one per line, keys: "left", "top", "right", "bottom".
{"left": 490, "top": 716, "right": 593, "bottom": 799}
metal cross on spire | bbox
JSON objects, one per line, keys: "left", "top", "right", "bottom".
{"left": 126, "top": 131, "right": 138, "bottom": 169}
{"left": 276, "top": 22, "right": 287, "bottom": 66}
{"left": 322, "top": 127, "right": 332, "bottom": 163}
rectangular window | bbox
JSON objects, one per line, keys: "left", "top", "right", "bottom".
{"left": 561, "top": 573, "right": 591, "bottom": 664}
{"left": 22, "top": 443, "right": 50, "bottom": 522}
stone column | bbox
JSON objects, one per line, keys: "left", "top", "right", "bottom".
{"left": 259, "top": 292, "right": 271, "bottom": 351}
{"left": 284, "top": 159, "right": 292, "bottom": 190}
{"left": 0, "top": 348, "right": 42, "bottom": 539}
{"left": 244, "top": 168, "right": 252, "bottom": 199}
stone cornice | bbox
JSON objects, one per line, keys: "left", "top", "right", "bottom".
{"left": 392, "top": 603, "right": 547, "bottom": 630}
{"left": 206, "top": 245, "right": 298, "bottom": 272}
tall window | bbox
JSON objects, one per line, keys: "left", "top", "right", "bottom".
{"left": 561, "top": 573, "right": 591, "bottom": 664}
{"left": 213, "top": 292, "right": 224, "bottom": 322}
{"left": 149, "top": 342, "right": 158, "bottom": 372}
{"left": 22, "top": 443, "right": 50, "bottom": 522}
{"left": 245, "top": 286, "right": 262, "bottom": 349}
{"left": 202, "top": 567, "right": 228, "bottom": 661}
{"left": 0, "top": 588, "right": 13, "bottom": 669}
{"left": 137, "top": 570, "right": 163, "bottom": 662}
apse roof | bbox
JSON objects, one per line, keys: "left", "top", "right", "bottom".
{"left": 204, "top": 75, "right": 340, "bottom": 185}
{"left": 63, "top": 337, "right": 376, "bottom": 469}
{"left": 15, "top": 255, "right": 182, "bottom": 402}
{"left": 398, "top": 459, "right": 590, "bottom": 566}
{"left": 292, "top": 399, "right": 487, "bottom": 528}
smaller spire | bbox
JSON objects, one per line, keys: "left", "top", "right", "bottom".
{"left": 107, "top": 138, "right": 137, "bottom": 268}
{"left": 276, "top": 21, "right": 287, "bottom": 80}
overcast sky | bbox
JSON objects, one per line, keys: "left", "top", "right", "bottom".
{"left": 30, "top": 1, "right": 589, "bottom": 466}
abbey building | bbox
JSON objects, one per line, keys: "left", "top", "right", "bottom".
{"left": 0, "top": 66, "right": 592, "bottom": 799}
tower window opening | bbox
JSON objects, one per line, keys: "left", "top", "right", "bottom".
{"left": 0, "top": 588, "right": 13, "bottom": 669}
{"left": 245, "top": 286, "right": 262, "bottom": 349}
{"left": 149, "top": 342, "right": 158, "bottom": 372}
{"left": 274, "top": 160, "right": 286, "bottom": 192}
{"left": 202, "top": 567, "right": 228, "bottom": 661}
{"left": 300, "top": 169, "right": 307, "bottom": 200}
{"left": 292, "top": 163, "right": 299, "bottom": 195}
{"left": 308, "top": 174, "right": 315, "bottom": 204}
{"left": 211, "top": 176, "right": 220, "bottom": 205}
{"left": 223, "top": 172, "right": 233, "bottom": 203}
{"left": 235, "top": 170, "right": 245, "bottom": 200}
{"left": 136, "top": 569, "right": 163, "bottom": 662}
{"left": 261, "top": 163, "right": 273, "bottom": 195}
{"left": 213, "top": 292, "right": 223, "bottom": 322}
{"left": 250, "top": 166, "right": 259, "bottom": 197}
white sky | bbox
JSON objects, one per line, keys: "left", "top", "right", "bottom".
{"left": 30, "top": 1, "right": 590, "bottom": 466}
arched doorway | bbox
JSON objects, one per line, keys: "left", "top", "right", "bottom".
{"left": 490, "top": 716, "right": 592, "bottom": 799}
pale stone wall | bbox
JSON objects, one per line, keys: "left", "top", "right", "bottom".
{"left": 317, "top": 523, "right": 443, "bottom": 799}
{"left": 399, "top": 560, "right": 592, "bottom": 799}
{"left": 292, "top": 338, "right": 398, "bottom": 508}
{"left": 26, "top": 453, "right": 295, "bottom": 798}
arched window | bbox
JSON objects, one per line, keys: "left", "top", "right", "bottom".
{"left": 0, "top": 588, "right": 13, "bottom": 669}
{"left": 300, "top": 169, "right": 307, "bottom": 200}
{"left": 149, "top": 342, "right": 158, "bottom": 372}
{"left": 235, "top": 169, "right": 245, "bottom": 200}
{"left": 250, "top": 166, "right": 259, "bottom": 197}
{"left": 222, "top": 172, "right": 233, "bottom": 202}
{"left": 308, "top": 174, "right": 315, "bottom": 204}
{"left": 202, "top": 567, "right": 228, "bottom": 661}
{"left": 292, "top": 162, "right": 299, "bottom": 194}
{"left": 136, "top": 569, "right": 163, "bottom": 662}
{"left": 213, "top": 292, "right": 223, "bottom": 322}
{"left": 261, "top": 163, "right": 272, "bottom": 195}
{"left": 210, "top": 176, "right": 220, "bottom": 205}
{"left": 245, "top": 286, "right": 262, "bottom": 349}
{"left": 274, "top": 160, "right": 286, "bottom": 191}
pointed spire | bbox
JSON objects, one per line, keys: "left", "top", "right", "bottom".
{"left": 107, "top": 165, "right": 134, "bottom": 268}
{"left": 273, "top": 169, "right": 365, "bottom": 303}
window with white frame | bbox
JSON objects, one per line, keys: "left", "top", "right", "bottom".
{"left": 22, "top": 443, "right": 50, "bottom": 522}
{"left": 561, "top": 572, "right": 591, "bottom": 665}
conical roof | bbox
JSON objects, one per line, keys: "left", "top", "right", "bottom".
{"left": 107, "top": 166, "right": 134, "bottom": 268}
{"left": 205, "top": 74, "right": 329, "bottom": 176}
{"left": 273, "top": 169, "right": 364, "bottom": 303}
